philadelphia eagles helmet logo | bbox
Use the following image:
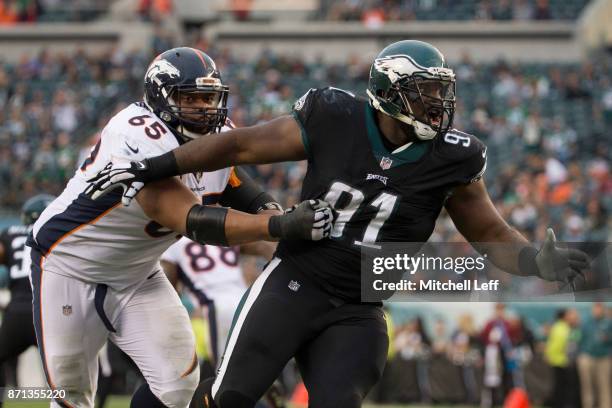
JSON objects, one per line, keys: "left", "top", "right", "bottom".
{"left": 373, "top": 55, "right": 422, "bottom": 83}
{"left": 145, "top": 59, "right": 180, "bottom": 84}
{"left": 373, "top": 55, "right": 454, "bottom": 83}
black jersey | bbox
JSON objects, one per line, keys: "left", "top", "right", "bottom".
{"left": 0, "top": 225, "right": 32, "bottom": 302}
{"left": 276, "top": 87, "right": 487, "bottom": 301}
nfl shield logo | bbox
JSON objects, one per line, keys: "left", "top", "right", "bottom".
{"left": 62, "top": 305, "right": 72, "bottom": 316}
{"left": 288, "top": 280, "right": 301, "bottom": 292}
{"left": 380, "top": 156, "right": 393, "bottom": 170}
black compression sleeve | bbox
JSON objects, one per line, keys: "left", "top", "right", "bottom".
{"left": 145, "top": 151, "right": 180, "bottom": 181}
{"left": 185, "top": 205, "right": 229, "bottom": 246}
{"left": 219, "top": 167, "right": 281, "bottom": 214}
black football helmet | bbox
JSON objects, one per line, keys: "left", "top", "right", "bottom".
{"left": 143, "top": 47, "right": 229, "bottom": 142}
{"left": 21, "top": 194, "right": 56, "bottom": 226}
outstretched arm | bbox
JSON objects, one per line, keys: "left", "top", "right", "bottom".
{"left": 446, "top": 179, "right": 588, "bottom": 282}
{"left": 136, "top": 176, "right": 332, "bottom": 246}
{"left": 445, "top": 179, "right": 530, "bottom": 276}
{"left": 86, "top": 116, "right": 305, "bottom": 204}
{"left": 136, "top": 177, "right": 271, "bottom": 245}
{"left": 175, "top": 116, "right": 306, "bottom": 174}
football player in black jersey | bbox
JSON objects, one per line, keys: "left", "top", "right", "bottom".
{"left": 0, "top": 194, "right": 54, "bottom": 406}
{"left": 87, "top": 40, "right": 589, "bottom": 408}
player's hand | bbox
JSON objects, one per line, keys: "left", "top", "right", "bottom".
{"left": 268, "top": 199, "right": 333, "bottom": 241}
{"left": 535, "top": 228, "right": 589, "bottom": 287}
{"left": 85, "top": 160, "right": 151, "bottom": 206}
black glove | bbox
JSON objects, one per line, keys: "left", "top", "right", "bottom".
{"left": 268, "top": 199, "right": 333, "bottom": 241}
{"left": 527, "top": 228, "right": 590, "bottom": 288}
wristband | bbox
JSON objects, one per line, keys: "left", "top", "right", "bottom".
{"left": 518, "top": 246, "right": 539, "bottom": 276}
{"left": 186, "top": 205, "right": 229, "bottom": 246}
{"left": 268, "top": 216, "right": 283, "bottom": 239}
{"left": 146, "top": 151, "right": 180, "bottom": 181}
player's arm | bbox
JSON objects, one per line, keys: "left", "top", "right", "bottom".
{"left": 86, "top": 116, "right": 306, "bottom": 203}
{"left": 137, "top": 177, "right": 332, "bottom": 246}
{"left": 219, "top": 166, "right": 280, "bottom": 260}
{"left": 173, "top": 116, "right": 306, "bottom": 173}
{"left": 446, "top": 179, "right": 589, "bottom": 282}
{"left": 219, "top": 167, "right": 284, "bottom": 214}
{"left": 445, "top": 179, "right": 530, "bottom": 275}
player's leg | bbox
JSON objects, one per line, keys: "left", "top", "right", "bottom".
{"left": 0, "top": 300, "right": 37, "bottom": 367}
{"left": 209, "top": 258, "right": 325, "bottom": 408}
{"left": 296, "top": 304, "right": 389, "bottom": 408}
{"left": 0, "top": 301, "right": 37, "bottom": 407}
{"left": 110, "top": 271, "right": 199, "bottom": 408}
{"left": 212, "top": 288, "right": 244, "bottom": 365}
{"left": 95, "top": 342, "right": 113, "bottom": 408}
{"left": 30, "top": 251, "right": 109, "bottom": 408}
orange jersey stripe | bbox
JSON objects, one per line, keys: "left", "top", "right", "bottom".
{"left": 228, "top": 167, "right": 242, "bottom": 188}
{"left": 38, "top": 257, "right": 76, "bottom": 408}
{"left": 45, "top": 203, "right": 121, "bottom": 257}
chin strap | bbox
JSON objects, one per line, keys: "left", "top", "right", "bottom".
{"left": 392, "top": 142, "right": 414, "bottom": 154}
{"left": 367, "top": 90, "right": 437, "bottom": 140}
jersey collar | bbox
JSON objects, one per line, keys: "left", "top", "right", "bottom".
{"left": 365, "top": 104, "right": 431, "bottom": 168}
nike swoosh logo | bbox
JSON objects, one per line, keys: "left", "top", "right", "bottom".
{"left": 125, "top": 141, "right": 139, "bottom": 154}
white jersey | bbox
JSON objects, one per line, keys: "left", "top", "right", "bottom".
{"left": 161, "top": 237, "right": 247, "bottom": 304}
{"left": 30, "top": 102, "right": 238, "bottom": 290}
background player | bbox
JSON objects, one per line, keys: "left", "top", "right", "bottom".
{"left": 27, "top": 47, "right": 332, "bottom": 408}
{"left": 87, "top": 40, "right": 590, "bottom": 408}
{"left": 161, "top": 233, "right": 275, "bottom": 370}
{"left": 0, "top": 194, "right": 54, "bottom": 407}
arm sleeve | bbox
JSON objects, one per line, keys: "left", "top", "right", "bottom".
{"left": 292, "top": 87, "right": 357, "bottom": 164}
{"left": 291, "top": 88, "right": 320, "bottom": 161}
{"left": 219, "top": 167, "right": 280, "bottom": 214}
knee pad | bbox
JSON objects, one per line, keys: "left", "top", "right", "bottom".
{"left": 50, "top": 352, "right": 92, "bottom": 407}
{"left": 215, "top": 389, "right": 257, "bottom": 408}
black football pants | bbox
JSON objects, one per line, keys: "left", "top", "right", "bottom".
{"left": 211, "top": 257, "right": 389, "bottom": 408}
{"left": 0, "top": 299, "right": 37, "bottom": 407}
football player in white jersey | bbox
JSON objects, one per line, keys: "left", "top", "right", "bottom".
{"left": 27, "top": 47, "right": 333, "bottom": 408}
{"left": 160, "top": 240, "right": 272, "bottom": 371}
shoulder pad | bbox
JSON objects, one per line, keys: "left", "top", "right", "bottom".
{"left": 104, "top": 103, "right": 178, "bottom": 162}
{"left": 293, "top": 86, "right": 357, "bottom": 118}
{"left": 437, "top": 129, "right": 486, "bottom": 162}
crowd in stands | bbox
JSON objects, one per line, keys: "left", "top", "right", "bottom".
{"left": 320, "top": 0, "right": 591, "bottom": 22}
{"left": 373, "top": 302, "right": 611, "bottom": 407}
{"left": 1, "top": 44, "right": 609, "bottom": 246}
{"left": 0, "top": 0, "right": 113, "bottom": 23}
{"left": 0, "top": 0, "right": 592, "bottom": 24}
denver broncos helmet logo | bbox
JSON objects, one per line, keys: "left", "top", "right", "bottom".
{"left": 145, "top": 59, "right": 180, "bottom": 84}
